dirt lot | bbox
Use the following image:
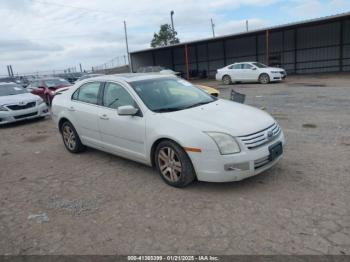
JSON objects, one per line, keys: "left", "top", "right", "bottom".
{"left": 0, "top": 75, "right": 350, "bottom": 255}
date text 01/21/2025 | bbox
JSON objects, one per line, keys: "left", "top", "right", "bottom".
{"left": 127, "top": 255, "right": 219, "bottom": 261}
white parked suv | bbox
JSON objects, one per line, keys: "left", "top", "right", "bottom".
{"left": 216, "top": 62, "right": 286, "bottom": 85}
{"left": 0, "top": 82, "right": 49, "bottom": 125}
{"left": 52, "top": 74, "right": 285, "bottom": 187}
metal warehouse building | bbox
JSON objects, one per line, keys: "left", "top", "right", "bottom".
{"left": 130, "top": 12, "right": 350, "bottom": 78}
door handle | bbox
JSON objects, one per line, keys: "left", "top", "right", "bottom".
{"left": 100, "top": 114, "right": 109, "bottom": 120}
{"left": 68, "top": 106, "right": 75, "bottom": 112}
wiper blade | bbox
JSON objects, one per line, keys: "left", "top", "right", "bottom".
{"left": 182, "top": 101, "right": 211, "bottom": 109}
{"left": 153, "top": 107, "right": 182, "bottom": 112}
{"left": 108, "top": 98, "right": 119, "bottom": 107}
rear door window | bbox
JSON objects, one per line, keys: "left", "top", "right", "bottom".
{"left": 242, "top": 63, "right": 253, "bottom": 69}
{"left": 73, "top": 82, "right": 101, "bottom": 104}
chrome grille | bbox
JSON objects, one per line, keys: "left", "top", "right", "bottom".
{"left": 239, "top": 123, "right": 281, "bottom": 150}
{"left": 7, "top": 102, "right": 36, "bottom": 111}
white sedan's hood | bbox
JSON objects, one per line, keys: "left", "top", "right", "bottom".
{"left": 267, "top": 67, "right": 284, "bottom": 71}
{"left": 0, "top": 93, "right": 39, "bottom": 106}
{"left": 162, "top": 99, "right": 275, "bottom": 136}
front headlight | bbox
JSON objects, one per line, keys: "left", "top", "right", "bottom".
{"left": 0, "top": 105, "right": 8, "bottom": 111}
{"left": 205, "top": 132, "right": 241, "bottom": 155}
{"left": 37, "top": 98, "right": 45, "bottom": 105}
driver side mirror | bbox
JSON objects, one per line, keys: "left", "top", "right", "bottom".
{"left": 252, "top": 67, "right": 257, "bottom": 70}
{"left": 117, "top": 105, "right": 139, "bottom": 116}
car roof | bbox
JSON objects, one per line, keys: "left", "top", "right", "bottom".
{"left": 80, "top": 74, "right": 104, "bottom": 77}
{"left": 90, "top": 73, "right": 177, "bottom": 83}
{"left": 231, "top": 62, "right": 257, "bottom": 64}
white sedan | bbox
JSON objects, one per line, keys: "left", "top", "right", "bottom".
{"left": 0, "top": 82, "right": 49, "bottom": 125}
{"left": 216, "top": 62, "right": 286, "bottom": 85}
{"left": 52, "top": 74, "right": 285, "bottom": 187}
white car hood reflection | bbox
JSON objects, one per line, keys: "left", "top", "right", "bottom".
{"left": 160, "top": 99, "right": 275, "bottom": 136}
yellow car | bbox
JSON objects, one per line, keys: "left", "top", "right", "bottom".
{"left": 195, "top": 85, "right": 220, "bottom": 97}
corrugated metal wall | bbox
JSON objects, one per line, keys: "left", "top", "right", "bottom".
{"left": 343, "top": 19, "right": 350, "bottom": 71}
{"left": 131, "top": 15, "right": 350, "bottom": 77}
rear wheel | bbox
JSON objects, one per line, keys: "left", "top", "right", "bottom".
{"left": 259, "top": 73, "right": 270, "bottom": 84}
{"left": 61, "top": 121, "right": 85, "bottom": 153}
{"left": 222, "top": 75, "right": 232, "bottom": 85}
{"left": 45, "top": 94, "right": 51, "bottom": 106}
{"left": 155, "top": 140, "right": 196, "bottom": 188}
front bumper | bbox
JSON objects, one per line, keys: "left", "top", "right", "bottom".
{"left": 188, "top": 131, "right": 285, "bottom": 182}
{"left": 270, "top": 71, "right": 287, "bottom": 81}
{"left": 0, "top": 103, "right": 50, "bottom": 125}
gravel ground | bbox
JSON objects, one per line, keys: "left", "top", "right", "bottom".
{"left": 0, "top": 75, "right": 349, "bottom": 255}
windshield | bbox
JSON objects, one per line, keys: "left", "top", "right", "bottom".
{"left": 44, "top": 79, "right": 70, "bottom": 88}
{"left": 0, "top": 84, "right": 28, "bottom": 96}
{"left": 252, "top": 62, "right": 268, "bottom": 68}
{"left": 130, "top": 77, "right": 216, "bottom": 112}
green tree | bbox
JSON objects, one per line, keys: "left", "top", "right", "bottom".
{"left": 151, "top": 24, "right": 180, "bottom": 47}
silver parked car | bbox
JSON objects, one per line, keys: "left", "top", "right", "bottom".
{"left": 0, "top": 82, "right": 49, "bottom": 125}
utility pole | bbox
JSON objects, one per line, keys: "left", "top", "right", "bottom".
{"left": 211, "top": 18, "right": 215, "bottom": 38}
{"left": 124, "top": 20, "right": 132, "bottom": 72}
{"left": 170, "top": 10, "right": 175, "bottom": 44}
{"left": 246, "top": 20, "right": 249, "bottom": 32}
{"left": 170, "top": 10, "right": 175, "bottom": 31}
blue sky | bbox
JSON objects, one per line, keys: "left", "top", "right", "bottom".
{"left": 0, "top": 0, "right": 349, "bottom": 75}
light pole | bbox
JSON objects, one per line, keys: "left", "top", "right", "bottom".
{"left": 170, "top": 10, "right": 175, "bottom": 44}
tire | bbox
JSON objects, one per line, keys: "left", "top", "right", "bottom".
{"left": 259, "top": 73, "right": 270, "bottom": 84}
{"left": 45, "top": 94, "right": 51, "bottom": 106}
{"left": 222, "top": 75, "right": 232, "bottom": 85}
{"left": 155, "top": 140, "right": 196, "bottom": 188}
{"left": 60, "top": 121, "right": 85, "bottom": 153}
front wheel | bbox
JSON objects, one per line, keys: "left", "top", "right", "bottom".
{"left": 155, "top": 140, "right": 196, "bottom": 187}
{"left": 222, "top": 75, "right": 232, "bottom": 85}
{"left": 45, "top": 94, "right": 51, "bottom": 106}
{"left": 259, "top": 73, "right": 270, "bottom": 84}
{"left": 61, "top": 121, "right": 85, "bottom": 153}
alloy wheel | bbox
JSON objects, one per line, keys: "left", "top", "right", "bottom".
{"left": 260, "top": 74, "right": 269, "bottom": 84}
{"left": 62, "top": 125, "right": 76, "bottom": 151}
{"left": 157, "top": 147, "right": 182, "bottom": 182}
{"left": 223, "top": 76, "right": 231, "bottom": 85}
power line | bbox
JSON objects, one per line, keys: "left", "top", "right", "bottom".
{"left": 31, "top": 0, "right": 144, "bottom": 16}
{"left": 18, "top": 33, "right": 109, "bottom": 41}
{"left": 31, "top": 0, "right": 113, "bottom": 14}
